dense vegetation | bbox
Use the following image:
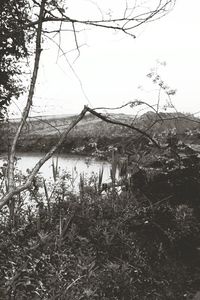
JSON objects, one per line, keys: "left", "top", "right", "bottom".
{"left": 2, "top": 0, "right": 194, "bottom": 298}
{"left": 0, "top": 134, "right": 200, "bottom": 299}
{"left": 1, "top": 112, "right": 200, "bottom": 158}
{"left": 0, "top": 0, "right": 31, "bottom": 118}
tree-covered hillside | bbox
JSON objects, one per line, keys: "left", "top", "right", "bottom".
{"left": 1, "top": 112, "right": 200, "bottom": 155}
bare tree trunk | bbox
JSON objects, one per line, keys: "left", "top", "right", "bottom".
{"left": 0, "top": 0, "right": 175, "bottom": 211}
{"left": 8, "top": 0, "right": 46, "bottom": 191}
{"left": 6, "top": 0, "right": 46, "bottom": 226}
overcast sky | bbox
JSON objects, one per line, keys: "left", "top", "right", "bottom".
{"left": 9, "top": 0, "right": 200, "bottom": 117}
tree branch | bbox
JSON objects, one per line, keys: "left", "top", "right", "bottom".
{"left": 7, "top": 0, "right": 46, "bottom": 191}
{"left": 0, "top": 106, "right": 87, "bottom": 210}
{"left": 0, "top": 0, "right": 176, "bottom": 210}
{"left": 85, "top": 106, "right": 160, "bottom": 148}
{"left": 22, "top": 0, "right": 175, "bottom": 38}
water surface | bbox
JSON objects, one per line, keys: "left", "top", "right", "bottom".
{"left": 0, "top": 152, "right": 112, "bottom": 184}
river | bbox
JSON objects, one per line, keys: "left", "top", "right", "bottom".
{"left": 0, "top": 152, "right": 112, "bottom": 186}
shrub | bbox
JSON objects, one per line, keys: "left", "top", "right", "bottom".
{"left": 1, "top": 145, "right": 200, "bottom": 299}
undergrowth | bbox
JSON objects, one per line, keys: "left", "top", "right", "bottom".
{"left": 0, "top": 138, "right": 200, "bottom": 299}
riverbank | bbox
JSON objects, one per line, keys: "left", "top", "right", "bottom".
{"left": 1, "top": 162, "right": 200, "bottom": 299}
{"left": 1, "top": 111, "right": 200, "bottom": 162}
{"left": 1, "top": 113, "right": 200, "bottom": 298}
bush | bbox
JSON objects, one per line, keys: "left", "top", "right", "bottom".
{"left": 1, "top": 147, "right": 200, "bottom": 299}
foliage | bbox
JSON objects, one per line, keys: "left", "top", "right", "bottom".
{"left": 0, "top": 142, "right": 200, "bottom": 299}
{"left": 0, "top": 0, "right": 31, "bottom": 118}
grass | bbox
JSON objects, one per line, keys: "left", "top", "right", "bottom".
{"left": 1, "top": 136, "right": 200, "bottom": 299}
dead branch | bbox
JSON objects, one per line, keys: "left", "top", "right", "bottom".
{"left": 85, "top": 106, "right": 160, "bottom": 148}
{"left": 94, "top": 100, "right": 163, "bottom": 120}
{"left": 0, "top": 101, "right": 163, "bottom": 210}
{"left": 7, "top": 1, "right": 176, "bottom": 40}
{"left": 0, "top": 0, "right": 176, "bottom": 210}
{"left": 29, "top": 116, "right": 62, "bottom": 137}
{"left": 7, "top": 0, "right": 46, "bottom": 192}
{"left": 0, "top": 107, "right": 87, "bottom": 210}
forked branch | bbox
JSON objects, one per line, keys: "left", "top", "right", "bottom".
{"left": 0, "top": 104, "right": 161, "bottom": 210}
{"left": 0, "top": 106, "right": 88, "bottom": 210}
{"left": 1, "top": 0, "right": 176, "bottom": 209}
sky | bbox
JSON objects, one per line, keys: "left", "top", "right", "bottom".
{"left": 9, "top": 0, "right": 200, "bottom": 118}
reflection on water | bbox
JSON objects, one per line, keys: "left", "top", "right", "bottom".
{"left": 0, "top": 152, "right": 112, "bottom": 185}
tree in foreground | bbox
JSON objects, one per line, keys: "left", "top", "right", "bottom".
{"left": 1, "top": 1, "right": 200, "bottom": 299}
{"left": 0, "top": 0, "right": 176, "bottom": 210}
{"left": 0, "top": 0, "right": 31, "bottom": 118}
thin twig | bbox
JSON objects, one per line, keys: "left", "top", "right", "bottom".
{"left": 86, "top": 106, "right": 160, "bottom": 148}
{"left": 64, "top": 275, "right": 84, "bottom": 292}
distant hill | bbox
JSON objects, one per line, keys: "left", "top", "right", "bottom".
{"left": 1, "top": 111, "right": 200, "bottom": 153}
{"left": 8, "top": 114, "right": 75, "bottom": 123}
{"left": 135, "top": 111, "right": 200, "bottom": 133}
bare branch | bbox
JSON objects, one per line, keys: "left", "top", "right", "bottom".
{"left": 56, "top": 21, "right": 63, "bottom": 63}
{"left": 29, "top": 116, "right": 62, "bottom": 137}
{"left": 0, "top": 101, "right": 163, "bottom": 210}
{"left": 0, "top": 107, "right": 88, "bottom": 210}
{"left": 72, "top": 22, "right": 80, "bottom": 62}
{"left": 0, "top": 0, "right": 177, "bottom": 211}
{"left": 22, "top": 0, "right": 175, "bottom": 39}
{"left": 7, "top": 0, "right": 46, "bottom": 191}
{"left": 94, "top": 100, "right": 163, "bottom": 120}
{"left": 43, "top": 33, "right": 93, "bottom": 107}
{"left": 85, "top": 106, "right": 160, "bottom": 148}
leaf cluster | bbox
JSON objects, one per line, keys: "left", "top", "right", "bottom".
{"left": 0, "top": 0, "right": 31, "bottom": 116}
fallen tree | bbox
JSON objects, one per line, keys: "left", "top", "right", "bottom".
{"left": 1, "top": 0, "right": 176, "bottom": 212}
